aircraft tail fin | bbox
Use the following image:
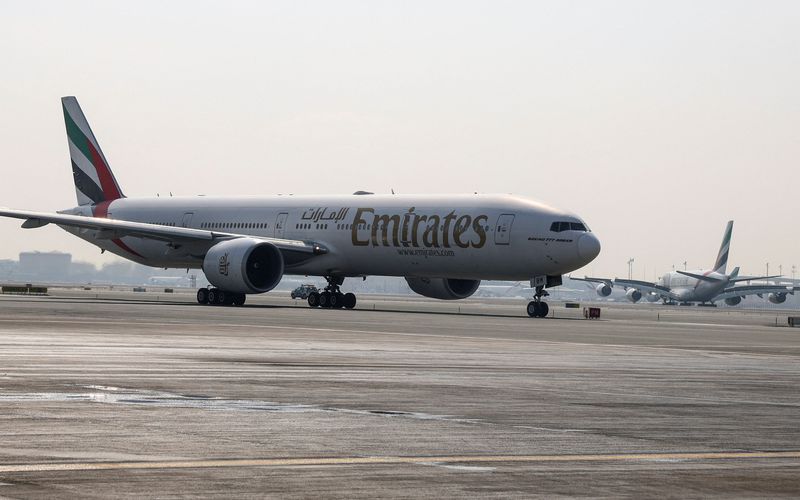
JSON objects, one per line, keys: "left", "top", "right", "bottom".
{"left": 713, "top": 220, "right": 733, "bottom": 274}
{"left": 62, "top": 97, "right": 125, "bottom": 206}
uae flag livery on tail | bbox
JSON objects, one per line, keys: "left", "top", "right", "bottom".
{"left": 62, "top": 96, "right": 124, "bottom": 206}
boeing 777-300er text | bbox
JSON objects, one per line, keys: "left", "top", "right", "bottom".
{"left": 576, "top": 221, "right": 798, "bottom": 306}
{"left": 0, "top": 97, "right": 601, "bottom": 317}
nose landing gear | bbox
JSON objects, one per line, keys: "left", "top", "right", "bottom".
{"left": 307, "top": 276, "right": 357, "bottom": 309}
{"left": 526, "top": 287, "right": 549, "bottom": 318}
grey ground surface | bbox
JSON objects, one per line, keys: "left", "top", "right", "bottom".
{"left": 0, "top": 290, "right": 798, "bottom": 498}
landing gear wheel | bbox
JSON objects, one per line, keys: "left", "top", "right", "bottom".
{"left": 343, "top": 292, "right": 357, "bottom": 309}
{"left": 207, "top": 288, "right": 219, "bottom": 305}
{"left": 332, "top": 293, "right": 345, "bottom": 309}
{"left": 307, "top": 292, "right": 320, "bottom": 307}
{"left": 217, "top": 290, "right": 229, "bottom": 306}
{"left": 527, "top": 285, "right": 550, "bottom": 318}
{"left": 538, "top": 302, "right": 549, "bottom": 317}
{"left": 197, "top": 288, "right": 209, "bottom": 304}
{"left": 319, "top": 291, "right": 331, "bottom": 308}
{"left": 232, "top": 293, "right": 246, "bottom": 306}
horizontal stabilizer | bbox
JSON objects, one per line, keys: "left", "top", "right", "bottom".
{"left": 676, "top": 270, "right": 722, "bottom": 282}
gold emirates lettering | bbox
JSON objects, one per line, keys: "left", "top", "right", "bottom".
{"left": 352, "top": 207, "right": 488, "bottom": 249}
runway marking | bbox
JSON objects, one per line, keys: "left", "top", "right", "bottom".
{"left": 0, "top": 316, "right": 796, "bottom": 361}
{"left": 0, "top": 451, "right": 798, "bottom": 473}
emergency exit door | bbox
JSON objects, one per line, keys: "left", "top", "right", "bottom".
{"left": 494, "top": 214, "right": 515, "bottom": 245}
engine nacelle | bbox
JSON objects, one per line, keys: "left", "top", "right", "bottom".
{"left": 768, "top": 292, "right": 787, "bottom": 304}
{"left": 625, "top": 288, "right": 642, "bottom": 303}
{"left": 202, "top": 238, "right": 284, "bottom": 294}
{"left": 724, "top": 296, "right": 742, "bottom": 306}
{"left": 596, "top": 283, "right": 612, "bottom": 297}
{"left": 405, "top": 277, "right": 480, "bottom": 300}
{"left": 645, "top": 292, "right": 660, "bottom": 302}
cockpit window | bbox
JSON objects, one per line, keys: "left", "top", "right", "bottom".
{"left": 550, "top": 221, "right": 590, "bottom": 233}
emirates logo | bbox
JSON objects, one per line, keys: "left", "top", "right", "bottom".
{"left": 219, "top": 252, "right": 230, "bottom": 276}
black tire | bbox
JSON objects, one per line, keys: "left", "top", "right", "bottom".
{"left": 232, "top": 293, "right": 246, "bottom": 306}
{"left": 343, "top": 292, "right": 357, "bottom": 309}
{"left": 207, "top": 289, "right": 218, "bottom": 305}
{"left": 291, "top": 293, "right": 296, "bottom": 299}
{"left": 329, "top": 292, "right": 341, "bottom": 309}
{"left": 319, "top": 291, "right": 331, "bottom": 308}
{"left": 197, "top": 288, "right": 209, "bottom": 304}
{"left": 307, "top": 292, "right": 320, "bottom": 307}
{"left": 219, "top": 290, "right": 231, "bottom": 306}
{"left": 539, "top": 302, "right": 549, "bottom": 317}
{"left": 526, "top": 301, "right": 538, "bottom": 317}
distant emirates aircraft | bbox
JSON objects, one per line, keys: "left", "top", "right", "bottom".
{"left": 0, "top": 97, "right": 601, "bottom": 317}
{"left": 576, "top": 221, "right": 798, "bottom": 306}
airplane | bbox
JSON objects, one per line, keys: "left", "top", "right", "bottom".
{"left": 0, "top": 97, "right": 602, "bottom": 318}
{"left": 576, "top": 221, "right": 798, "bottom": 306}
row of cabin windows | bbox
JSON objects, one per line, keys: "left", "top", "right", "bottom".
{"left": 146, "top": 220, "right": 495, "bottom": 233}
{"left": 550, "top": 221, "right": 589, "bottom": 233}
{"left": 292, "top": 222, "right": 494, "bottom": 232}
{"left": 200, "top": 222, "right": 269, "bottom": 230}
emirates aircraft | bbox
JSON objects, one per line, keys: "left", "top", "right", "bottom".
{"left": 578, "top": 221, "right": 797, "bottom": 306}
{"left": 0, "top": 97, "right": 601, "bottom": 317}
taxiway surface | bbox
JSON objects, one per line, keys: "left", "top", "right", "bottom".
{"left": 0, "top": 291, "right": 798, "bottom": 497}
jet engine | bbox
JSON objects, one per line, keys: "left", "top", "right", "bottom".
{"left": 202, "top": 238, "right": 284, "bottom": 294}
{"left": 405, "top": 277, "right": 480, "bottom": 300}
{"left": 768, "top": 292, "right": 787, "bottom": 304}
{"left": 724, "top": 296, "right": 742, "bottom": 306}
{"left": 645, "top": 292, "right": 660, "bottom": 302}
{"left": 625, "top": 288, "right": 642, "bottom": 303}
{"left": 596, "top": 283, "right": 612, "bottom": 297}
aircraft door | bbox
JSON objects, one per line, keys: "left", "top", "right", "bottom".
{"left": 494, "top": 214, "right": 515, "bottom": 245}
{"left": 181, "top": 212, "right": 194, "bottom": 228}
{"left": 274, "top": 212, "right": 288, "bottom": 238}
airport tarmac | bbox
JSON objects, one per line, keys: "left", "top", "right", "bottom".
{"left": 0, "top": 290, "right": 799, "bottom": 498}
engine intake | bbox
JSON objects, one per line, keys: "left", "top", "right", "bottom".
{"left": 724, "top": 296, "right": 742, "bottom": 306}
{"left": 626, "top": 288, "right": 642, "bottom": 303}
{"left": 596, "top": 283, "right": 612, "bottom": 297}
{"left": 405, "top": 277, "right": 480, "bottom": 300}
{"left": 202, "top": 238, "right": 284, "bottom": 294}
{"left": 768, "top": 292, "right": 787, "bottom": 304}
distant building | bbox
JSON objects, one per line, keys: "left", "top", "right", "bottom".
{"left": 18, "top": 251, "right": 72, "bottom": 281}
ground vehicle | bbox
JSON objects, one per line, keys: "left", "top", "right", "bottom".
{"left": 291, "top": 284, "right": 319, "bottom": 300}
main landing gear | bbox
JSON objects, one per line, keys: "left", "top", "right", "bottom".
{"left": 196, "top": 287, "right": 246, "bottom": 307}
{"left": 307, "top": 276, "right": 357, "bottom": 309}
{"left": 526, "top": 287, "right": 549, "bottom": 318}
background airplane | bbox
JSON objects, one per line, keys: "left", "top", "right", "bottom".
{"left": 576, "top": 221, "right": 798, "bottom": 306}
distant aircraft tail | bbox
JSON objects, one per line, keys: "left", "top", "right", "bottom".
{"left": 62, "top": 97, "right": 125, "bottom": 206}
{"left": 713, "top": 220, "right": 733, "bottom": 274}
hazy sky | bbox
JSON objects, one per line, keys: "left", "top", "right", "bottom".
{"left": 1, "top": 1, "right": 798, "bottom": 279}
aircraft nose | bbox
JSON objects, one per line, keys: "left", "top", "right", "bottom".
{"left": 578, "top": 233, "right": 601, "bottom": 262}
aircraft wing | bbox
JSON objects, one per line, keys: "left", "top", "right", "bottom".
{"left": 613, "top": 279, "right": 679, "bottom": 300}
{"left": 570, "top": 276, "right": 613, "bottom": 286}
{"left": 714, "top": 285, "right": 800, "bottom": 302}
{"left": 0, "top": 208, "right": 326, "bottom": 255}
{"left": 727, "top": 274, "right": 783, "bottom": 283}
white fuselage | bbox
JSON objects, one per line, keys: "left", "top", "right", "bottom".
{"left": 62, "top": 193, "right": 600, "bottom": 281}
{"left": 659, "top": 270, "right": 730, "bottom": 302}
